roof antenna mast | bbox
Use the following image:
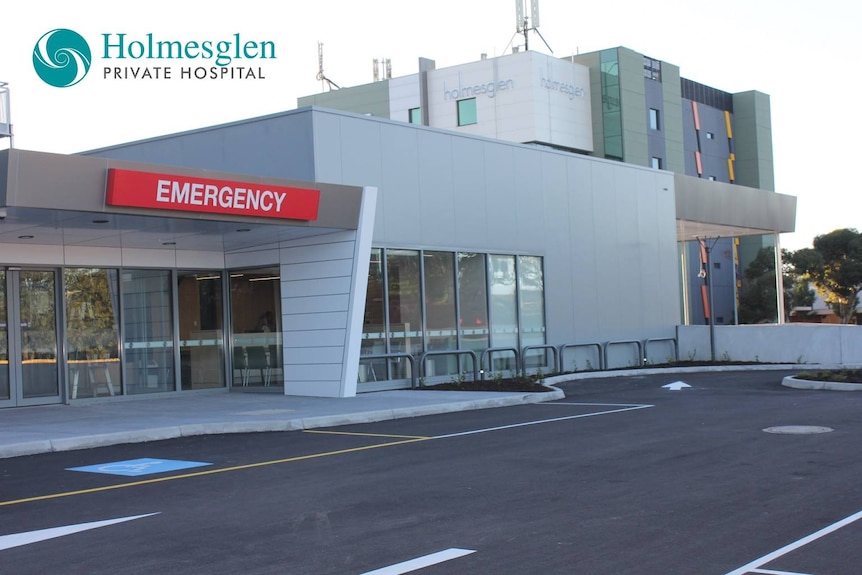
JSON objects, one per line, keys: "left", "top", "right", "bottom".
{"left": 511, "top": 0, "right": 553, "bottom": 54}
{"left": 316, "top": 42, "right": 340, "bottom": 91}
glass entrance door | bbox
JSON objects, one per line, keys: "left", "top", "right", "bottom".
{"left": 0, "top": 269, "right": 62, "bottom": 407}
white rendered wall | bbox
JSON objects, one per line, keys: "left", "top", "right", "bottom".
{"left": 388, "top": 51, "right": 593, "bottom": 152}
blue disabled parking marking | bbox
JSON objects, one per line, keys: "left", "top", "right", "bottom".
{"left": 67, "top": 458, "right": 212, "bottom": 477}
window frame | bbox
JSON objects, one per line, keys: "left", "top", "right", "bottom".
{"left": 457, "top": 98, "right": 477, "bottom": 126}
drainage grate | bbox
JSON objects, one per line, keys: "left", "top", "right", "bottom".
{"left": 763, "top": 425, "right": 834, "bottom": 435}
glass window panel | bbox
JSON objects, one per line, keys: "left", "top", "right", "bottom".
{"left": 457, "top": 253, "right": 489, "bottom": 354}
{"left": 457, "top": 98, "right": 477, "bottom": 126}
{"left": 20, "top": 271, "right": 59, "bottom": 399}
{"left": 408, "top": 107, "right": 421, "bottom": 124}
{"left": 518, "top": 256, "right": 547, "bottom": 369}
{"left": 649, "top": 108, "right": 660, "bottom": 130}
{"left": 423, "top": 251, "right": 458, "bottom": 377}
{"left": 178, "top": 271, "right": 225, "bottom": 390}
{"left": 122, "top": 269, "right": 175, "bottom": 394}
{"left": 387, "top": 249, "right": 422, "bottom": 378}
{"left": 488, "top": 254, "right": 518, "bottom": 370}
{"left": 229, "top": 267, "right": 282, "bottom": 388}
{"left": 360, "top": 248, "right": 387, "bottom": 383}
{"left": 600, "top": 49, "right": 623, "bottom": 160}
{"left": 65, "top": 268, "right": 121, "bottom": 399}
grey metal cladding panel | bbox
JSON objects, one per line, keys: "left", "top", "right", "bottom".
{"left": 483, "top": 142, "right": 520, "bottom": 251}
{"left": 338, "top": 119, "right": 386, "bottom": 187}
{"left": 87, "top": 113, "right": 317, "bottom": 183}
{"left": 8, "top": 150, "right": 109, "bottom": 210}
{"left": 452, "top": 137, "right": 490, "bottom": 248}
{"left": 508, "top": 147, "right": 546, "bottom": 252}
{"left": 0, "top": 149, "right": 9, "bottom": 204}
{"left": 297, "top": 83, "right": 391, "bottom": 117}
{"left": 674, "top": 174, "right": 795, "bottom": 232}
{"left": 418, "top": 130, "right": 457, "bottom": 247}
{"left": 378, "top": 123, "right": 422, "bottom": 245}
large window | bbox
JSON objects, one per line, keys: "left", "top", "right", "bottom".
{"left": 387, "top": 250, "right": 423, "bottom": 377}
{"left": 178, "top": 271, "right": 225, "bottom": 390}
{"left": 360, "top": 249, "right": 387, "bottom": 382}
{"left": 457, "top": 98, "right": 477, "bottom": 126}
{"left": 408, "top": 107, "right": 421, "bottom": 125}
{"left": 358, "top": 249, "right": 546, "bottom": 383}
{"left": 122, "top": 269, "right": 174, "bottom": 394}
{"left": 600, "top": 49, "right": 623, "bottom": 160}
{"left": 65, "top": 268, "right": 121, "bottom": 398}
{"left": 229, "top": 267, "right": 282, "bottom": 388}
{"left": 649, "top": 108, "right": 660, "bottom": 131}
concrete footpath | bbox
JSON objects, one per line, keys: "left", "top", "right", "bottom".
{"left": 0, "top": 364, "right": 811, "bottom": 460}
{"left": 0, "top": 386, "right": 565, "bottom": 459}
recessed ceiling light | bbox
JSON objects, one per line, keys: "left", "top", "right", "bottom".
{"left": 162, "top": 241, "right": 176, "bottom": 246}
{"left": 18, "top": 235, "right": 34, "bottom": 239}
{"left": 92, "top": 219, "right": 109, "bottom": 224}
{"left": 236, "top": 228, "right": 251, "bottom": 232}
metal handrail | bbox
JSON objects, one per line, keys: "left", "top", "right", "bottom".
{"left": 603, "top": 339, "right": 644, "bottom": 369}
{"left": 479, "top": 347, "right": 520, "bottom": 380}
{"left": 418, "top": 349, "right": 479, "bottom": 382}
{"left": 358, "top": 352, "right": 417, "bottom": 388}
{"left": 558, "top": 342, "right": 603, "bottom": 372}
{"left": 643, "top": 337, "right": 678, "bottom": 364}
{"left": 521, "top": 344, "right": 559, "bottom": 376}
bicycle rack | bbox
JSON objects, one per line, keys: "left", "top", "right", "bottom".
{"left": 479, "top": 347, "right": 520, "bottom": 380}
{"left": 358, "top": 352, "right": 417, "bottom": 388}
{"left": 602, "top": 339, "right": 644, "bottom": 369}
{"left": 643, "top": 337, "right": 678, "bottom": 364}
{"left": 558, "top": 342, "right": 603, "bottom": 372}
{"left": 418, "top": 349, "right": 479, "bottom": 382}
{"left": 521, "top": 344, "right": 559, "bottom": 376}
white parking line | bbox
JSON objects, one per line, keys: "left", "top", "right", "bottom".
{"left": 358, "top": 548, "right": 476, "bottom": 575}
{"left": 433, "top": 404, "right": 653, "bottom": 439}
{"left": 750, "top": 568, "right": 812, "bottom": 575}
{"left": 725, "top": 508, "right": 862, "bottom": 575}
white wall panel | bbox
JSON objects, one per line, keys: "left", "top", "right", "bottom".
{"left": 175, "top": 250, "right": 225, "bottom": 269}
{"left": 283, "top": 293, "right": 350, "bottom": 314}
{"left": 282, "top": 259, "right": 354, "bottom": 281}
{"left": 284, "top": 329, "right": 346, "bottom": 348}
{"left": 62, "top": 246, "right": 123, "bottom": 267}
{"left": 121, "top": 248, "right": 177, "bottom": 268}
{"left": 284, "top": 346, "right": 344, "bottom": 365}
{"left": 281, "top": 241, "right": 355, "bottom": 264}
{"left": 281, "top": 276, "right": 351, "bottom": 298}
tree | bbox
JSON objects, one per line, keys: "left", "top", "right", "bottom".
{"left": 789, "top": 228, "right": 862, "bottom": 324}
{"left": 738, "top": 247, "right": 812, "bottom": 323}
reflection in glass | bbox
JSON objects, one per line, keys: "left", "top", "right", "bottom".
{"left": 229, "top": 267, "right": 282, "bottom": 388}
{"left": 387, "top": 250, "right": 422, "bottom": 379}
{"left": 178, "top": 271, "right": 225, "bottom": 390}
{"left": 488, "top": 254, "right": 518, "bottom": 370}
{"left": 20, "top": 271, "right": 59, "bottom": 399}
{"left": 0, "top": 271, "right": 8, "bottom": 400}
{"left": 65, "top": 269, "right": 121, "bottom": 398}
{"left": 424, "top": 251, "right": 457, "bottom": 376}
{"left": 601, "top": 48, "right": 623, "bottom": 160}
{"left": 359, "top": 249, "right": 387, "bottom": 382}
{"left": 457, "top": 253, "right": 489, "bottom": 354}
{"left": 122, "top": 269, "right": 175, "bottom": 394}
{"left": 518, "top": 256, "right": 548, "bottom": 369}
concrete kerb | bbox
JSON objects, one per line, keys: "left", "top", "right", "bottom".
{"left": 782, "top": 375, "right": 862, "bottom": 391}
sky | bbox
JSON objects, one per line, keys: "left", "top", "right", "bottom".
{"left": 1, "top": 0, "right": 858, "bottom": 251}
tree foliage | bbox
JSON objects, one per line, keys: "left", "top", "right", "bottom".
{"left": 788, "top": 228, "right": 862, "bottom": 324}
{"left": 738, "top": 247, "right": 811, "bottom": 324}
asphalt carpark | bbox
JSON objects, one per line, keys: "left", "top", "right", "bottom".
{"left": 2, "top": 369, "right": 862, "bottom": 574}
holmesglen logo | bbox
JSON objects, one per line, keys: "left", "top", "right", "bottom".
{"left": 32, "top": 28, "right": 92, "bottom": 88}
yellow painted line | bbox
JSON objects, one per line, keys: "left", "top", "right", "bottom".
{"left": 0, "top": 437, "right": 429, "bottom": 508}
{"left": 303, "top": 430, "right": 430, "bottom": 440}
